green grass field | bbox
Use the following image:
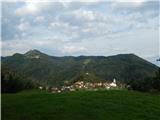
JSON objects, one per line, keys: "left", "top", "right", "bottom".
{"left": 2, "top": 90, "right": 160, "bottom": 120}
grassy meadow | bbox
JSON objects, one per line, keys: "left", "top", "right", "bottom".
{"left": 2, "top": 90, "right": 160, "bottom": 120}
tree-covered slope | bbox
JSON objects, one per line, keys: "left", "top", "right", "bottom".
{"left": 2, "top": 49, "right": 159, "bottom": 86}
{"left": 1, "top": 67, "right": 36, "bottom": 93}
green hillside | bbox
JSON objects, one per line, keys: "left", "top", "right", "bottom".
{"left": 2, "top": 90, "right": 160, "bottom": 120}
{"left": 2, "top": 49, "right": 159, "bottom": 86}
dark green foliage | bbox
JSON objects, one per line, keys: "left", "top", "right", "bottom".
{"left": 127, "top": 68, "right": 160, "bottom": 92}
{"left": 1, "top": 50, "right": 159, "bottom": 87}
{"left": 2, "top": 90, "right": 160, "bottom": 120}
{"left": 67, "top": 73, "right": 105, "bottom": 86}
{"left": 152, "top": 68, "right": 160, "bottom": 91}
{"left": 1, "top": 67, "right": 36, "bottom": 93}
{"left": 127, "top": 79, "right": 153, "bottom": 92}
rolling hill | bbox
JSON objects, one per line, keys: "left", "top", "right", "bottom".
{"left": 2, "top": 49, "right": 159, "bottom": 86}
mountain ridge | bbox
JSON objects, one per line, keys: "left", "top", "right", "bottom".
{"left": 1, "top": 49, "right": 143, "bottom": 58}
{"left": 2, "top": 49, "right": 159, "bottom": 86}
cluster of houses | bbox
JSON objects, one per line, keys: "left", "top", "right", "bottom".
{"left": 39, "top": 79, "right": 118, "bottom": 93}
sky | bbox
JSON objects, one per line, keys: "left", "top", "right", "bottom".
{"left": 1, "top": 0, "right": 160, "bottom": 65}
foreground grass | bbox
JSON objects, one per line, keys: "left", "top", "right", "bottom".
{"left": 2, "top": 90, "right": 160, "bottom": 120}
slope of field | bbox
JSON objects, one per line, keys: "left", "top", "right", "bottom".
{"left": 2, "top": 90, "right": 160, "bottom": 120}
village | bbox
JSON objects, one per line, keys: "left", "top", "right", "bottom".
{"left": 39, "top": 79, "right": 120, "bottom": 93}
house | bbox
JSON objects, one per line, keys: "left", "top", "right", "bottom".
{"left": 106, "top": 86, "right": 110, "bottom": 90}
{"left": 57, "top": 90, "right": 61, "bottom": 93}
{"left": 39, "top": 86, "right": 43, "bottom": 90}
{"left": 86, "top": 72, "right": 89, "bottom": 75}
{"left": 110, "top": 78, "right": 117, "bottom": 87}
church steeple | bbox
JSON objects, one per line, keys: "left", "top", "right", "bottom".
{"left": 113, "top": 78, "right": 116, "bottom": 83}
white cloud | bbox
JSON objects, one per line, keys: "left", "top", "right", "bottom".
{"left": 72, "top": 9, "right": 99, "bottom": 21}
{"left": 1, "top": 38, "right": 59, "bottom": 56}
{"left": 116, "top": 0, "right": 145, "bottom": 3}
{"left": 2, "top": 1, "right": 159, "bottom": 61}
{"left": 80, "top": 0, "right": 100, "bottom": 2}
{"left": 50, "top": 21, "right": 69, "bottom": 28}
{"left": 62, "top": 45, "right": 87, "bottom": 54}
{"left": 1, "top": 39, "right": 32, "bottom": 56}
{"left": 14, "top": 2, "right": 39, "bottom": 16}
{"left": 14, "top": 1, "right": 52, "bottom": 16}
{"left": 17, "top": 21, "right": 30, "bottom": 31}
{"left": 34, "top": 16, "right": 45, "bottom": 22}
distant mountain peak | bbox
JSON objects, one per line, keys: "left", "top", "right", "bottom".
{"left": 25, "top": 49, "right": 41, "bottom": 54}
{"left": 13, "top": 53, "right": 23, "bottom": 56}
{"left": 24, "top": 49, "right": 47, "bottom": 58}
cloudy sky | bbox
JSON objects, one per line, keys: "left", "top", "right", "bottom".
{"left": 1, "top": 0, "right": 159, "bottom": 64}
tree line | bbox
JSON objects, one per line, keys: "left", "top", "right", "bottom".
{"left": 127, "top": 68, "right": 160, "bottom": 92}
{"left": 1, "top": 67, "right": 160, "bottom": 93}
{"left": 1, "top": 67, "right": 36, "bottom": 93}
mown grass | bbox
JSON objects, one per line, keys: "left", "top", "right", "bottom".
{"left": 2, "top": 90, "right": 160, "bottom": 120}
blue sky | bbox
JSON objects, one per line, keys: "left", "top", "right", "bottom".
{"left": 1, "top": 0, "right": 160, "bottom": 65}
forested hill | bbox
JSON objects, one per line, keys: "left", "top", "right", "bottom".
{"left": 2, "top": 49, "right": 159, "bottom": 86}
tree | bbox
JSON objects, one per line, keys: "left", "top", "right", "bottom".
{"left": 152, "top": 68, "right": 160, "bottom": 91}
{"left": 1, "top": 67, "right": 36, "bottom": 93}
